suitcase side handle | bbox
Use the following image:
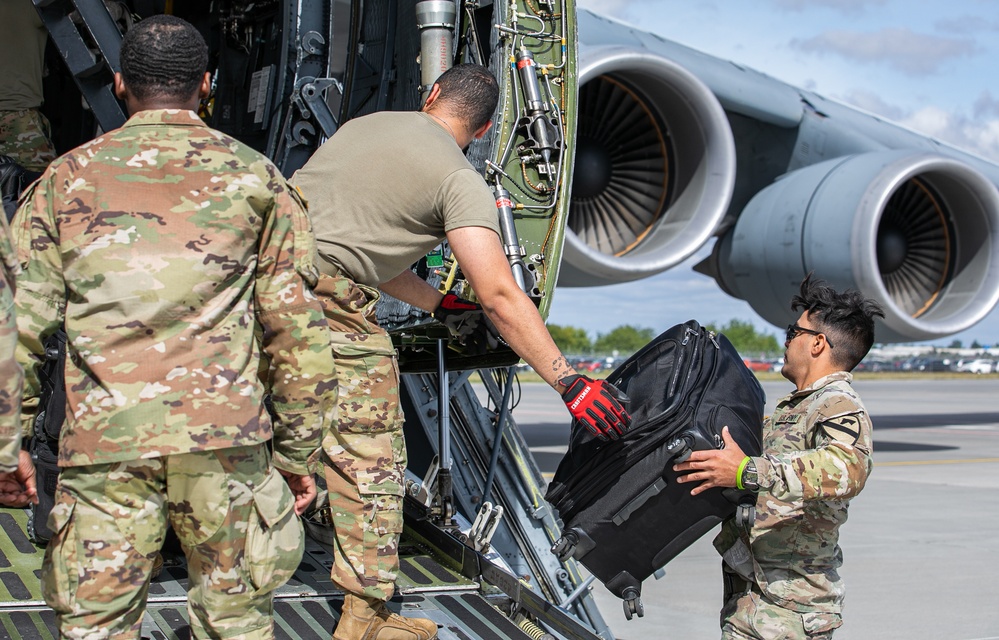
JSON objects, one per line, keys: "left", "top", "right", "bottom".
{"left": 611, "top": 478, "right": 668, "bottom": 526}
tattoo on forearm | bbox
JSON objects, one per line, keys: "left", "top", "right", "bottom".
{"left": 551, "top": 356, "right": 573, "bottom": 387}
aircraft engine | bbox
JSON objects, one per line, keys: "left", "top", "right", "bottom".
{"left": 557, "top": 46, "right": 737, "bottom": 286}
{"left": 712, "top": 151, "right": 999, "bottom": 343}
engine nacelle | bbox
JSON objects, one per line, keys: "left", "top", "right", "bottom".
{"left": 713, "top": 151, "right": 999, "bottom": 342}
{"left": 557, "top": 46, "right": 736, "bottom": 286}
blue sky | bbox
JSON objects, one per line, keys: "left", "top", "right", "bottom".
{"left": 547, "top": 0, "right": 999, "bottom": 348}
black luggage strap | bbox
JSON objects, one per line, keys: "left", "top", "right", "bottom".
{"left": 722, "top": 563, "right": 752, "bottom": 601}
{"left": 33, "top": 329, "right": 68, "bottom": 444}
{"left": 735, "top": 502, "right": 755, "bottom": 531}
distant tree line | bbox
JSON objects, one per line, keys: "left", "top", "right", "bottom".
{"left": 548, "top": 319, "right": 781, "bottom": 357}
{"left": 948, "top": 339, "right": 985, "bottom": 349}
{"left": 705, "top": 319, "right": 781, "bottom": 357}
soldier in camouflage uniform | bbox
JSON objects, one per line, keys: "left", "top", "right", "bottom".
{"left": 0, "top": 208, "right": 36, "bottom": 508}
{"left": 674, "top": 274, "right": 885, "bottom": 639}
{"left": 293, "top": 63, "right": 631, "bottom": 640}
{"left": 12, "top": 16, "right": 336, "bottom": 639}
{"left": 0, "top": 2, "right": 57, "bottom": 172}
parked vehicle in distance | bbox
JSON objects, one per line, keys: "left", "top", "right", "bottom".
{"left": 956, "top": 359, "right": 997, "bottom": 374}
{"left": 856, "top": 357, "right": 893, "bottom": 372}
{"left": 743, "top": 358, "right": 773, "bottom": 372}
{"left": 901, "top": 357, "right": 954, "bottom": 372}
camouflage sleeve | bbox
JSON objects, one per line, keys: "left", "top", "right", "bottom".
{"left": 756, "top": 406, "right": 872, "bottom": 502}
{"left": 254, "top": 169, "right": 336, "bottom": 475}
{"left": 11, "top": 176, "right": 65, "bottom": 441}
{"left": 0, "top": 214, "right": 23, "bottom": 472}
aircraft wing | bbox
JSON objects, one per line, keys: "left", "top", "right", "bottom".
{"left": 562, "top": 9, "right": 999, "bottom": 343}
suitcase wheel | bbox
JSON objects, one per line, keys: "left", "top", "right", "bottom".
{"left": 622, "top": 587, "right": 644, "bottom": 620}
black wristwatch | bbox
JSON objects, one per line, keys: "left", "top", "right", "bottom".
{"left": 741, "top": 458, "right": 761, "bottom": 492}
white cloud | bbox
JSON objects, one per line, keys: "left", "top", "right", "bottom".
{"left": 935, "top": 15, "right": 999, "bottom": 34}
{"left": 790, "top": 28, "right": 979, "bottom": 75}
{"left": 973, "top": 91, "right": 999, "bottom": 119}
{"left": 901, "top": 104, "right": 999, "bottom": 162}
{"left": 772, "top": 0, "right": 887, "bottom": 15}
{"left": 576, "top": 0, "right": 639, "bottom": 17}
{"left": 838, "top": 89, "right": 999, "bottom": 162}
{"left": 840, "top": 89, "right": 906, "bottom": 121}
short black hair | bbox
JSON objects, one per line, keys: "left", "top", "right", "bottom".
{"left": 120, "top": 15, "right": 208, "bottom": 101}
{"left": 791, "top": 273, "right": 885, "bottom": 371}
{"left": 428, "top": 64, "right": 499, "bottom": 131}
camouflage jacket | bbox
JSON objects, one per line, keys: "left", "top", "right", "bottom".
{"left": 12, "top": 109, "right": 336, "bottom": 474}
{"left": 715, "top": 371, "right": 873, "bottom": 613}
{"left": 0, "top": 211, "right": 22, "bottom": 472}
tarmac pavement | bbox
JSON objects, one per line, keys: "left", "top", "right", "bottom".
{"left": 499, "top": 378, "right": 999, "bottom": 640}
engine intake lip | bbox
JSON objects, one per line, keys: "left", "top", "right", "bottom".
{"left": 717, "top": 150, "right": 999, "bottom": 343}
{"left": 847, "top": 153, "right": 999, "bottom": 341}
{"left": 558, "top": 47, "right": 736, "bottom": 286}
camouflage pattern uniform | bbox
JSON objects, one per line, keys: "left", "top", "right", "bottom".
{"left": 0, "top": 211, "right": 22, "bottom": 472}
{"left": 13, "top": 108, "right": 337, "bottom": 638}
{"left": 715, "top": 371, "right": 872, "bottom": 639}
{"left": 313, "top": 272, "right": 406, "bottom": 602}
{"left": 0, "top": 110, "right": 56, "bottom": 173}
{"left": 0, "top": 1, "right": 56, "bottom": 173}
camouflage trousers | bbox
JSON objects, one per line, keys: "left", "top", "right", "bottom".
{"left": 0, "top": 109, "right": 56, "bottom": 172}
{"left": 43, "top": 443, "right": 305, "bottom": 640}
{"left": 720, "top": 566, "right": 842, "bottom": 640}
{"left": 314, "top": 273, "right": 406, "bottom": 602}
{"left": 0, "top": 259, "right": 22, "bottom": 471}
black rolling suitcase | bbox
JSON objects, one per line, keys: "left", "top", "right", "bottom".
{"left": 545, "top": 320, "right": 765, "bottom": 618}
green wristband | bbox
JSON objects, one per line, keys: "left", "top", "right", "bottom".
{"left": 736, "top": 456, "right": 751, "bottom": 490}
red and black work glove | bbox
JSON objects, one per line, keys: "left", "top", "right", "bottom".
{"left": 433, "top": 293, "right": 501, "bottom": 354}
{"left": 559, "top": 374, "right": 632, "bottom": 441}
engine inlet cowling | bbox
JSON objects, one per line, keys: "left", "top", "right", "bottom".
{"left": 557, "top": 47, "right": 736, "bottom": 287}
{"left": 714, "top": 151, "right": 999, "bottom": 342}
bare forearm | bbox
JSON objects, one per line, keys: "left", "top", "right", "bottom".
{"left": 482, "top": 291, "right": 574, "bottom": 388}
{"left": 379, "top": 270, "right": 444, "bottom": 312}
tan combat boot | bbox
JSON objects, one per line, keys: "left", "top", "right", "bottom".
{"left": 333, "top": 594, "right": 438, "bottom": 640}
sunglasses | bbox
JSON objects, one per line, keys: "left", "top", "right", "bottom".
{"left": 785, "top": 324, "right": 834, "bottom": 349}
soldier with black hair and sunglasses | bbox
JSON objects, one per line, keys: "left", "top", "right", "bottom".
{"left": 674, "top": 274, "right": 885, "bottom": 640}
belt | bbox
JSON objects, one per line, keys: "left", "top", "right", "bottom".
{"left": 318, "top": 254, "right": 347, "bottom": 279}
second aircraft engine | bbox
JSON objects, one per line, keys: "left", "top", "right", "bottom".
{"left": 711, "top": 150, "right": 999, "bottom": 343}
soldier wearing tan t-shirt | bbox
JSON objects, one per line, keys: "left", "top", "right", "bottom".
{"left": 0, "top": 1, "right": 56, "bottom": 172}
{"left": 293, "top": 63, "right": 632, "bottom": 640}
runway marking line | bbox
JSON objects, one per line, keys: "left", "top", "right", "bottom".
{"left": 877, "top": 457, "right": 999, "bottom": 467}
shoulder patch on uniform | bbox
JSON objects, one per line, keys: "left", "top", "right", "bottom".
{"left": 820, "top": 413, "right": 862, "bottom": 445}
{"left": 819, "top": 390, "right": 862, "bottom": 413}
